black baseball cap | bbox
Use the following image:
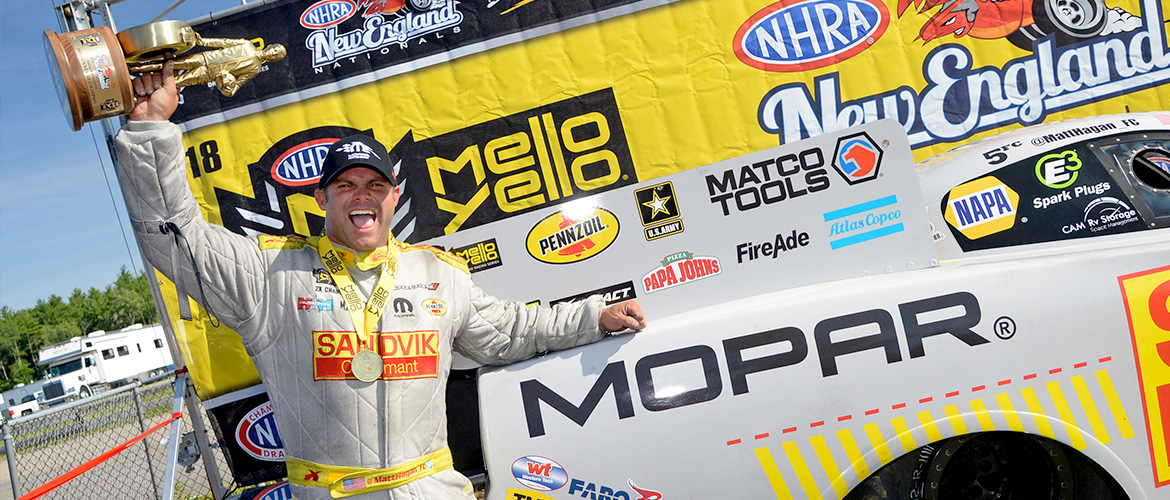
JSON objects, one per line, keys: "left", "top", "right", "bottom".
{"left": 318, "top": 134, "right": 398, "bottom": 189}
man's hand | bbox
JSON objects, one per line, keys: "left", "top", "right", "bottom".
{"left": 600, "top": 301, "right": 647, "bottom": 334}
{"left": 129, "top": 59, "right": 178, "bottom": 122}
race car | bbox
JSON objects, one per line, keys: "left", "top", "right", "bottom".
{"left": 432, "top": 112, "right": 1170, "bottom": 500}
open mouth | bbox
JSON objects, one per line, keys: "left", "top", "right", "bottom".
{"left": 349, "top": 209, "right": 376, "bottom": 230}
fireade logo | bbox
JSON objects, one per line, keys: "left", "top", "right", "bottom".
{"left": 1119, "top": 266, "right": 1170, "bottom": 487}
{"left": 943, "top": 176, "right": 1018, "bottom": 240}
{"left": 526, "top": 208, "right": 620, "bottom": 264}
{"left": 235, "top": 401, "right": 285, "bottom": 461}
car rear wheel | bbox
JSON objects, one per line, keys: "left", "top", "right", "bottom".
{"left": 407, "top": 0, "right": 433, "bottom": 11}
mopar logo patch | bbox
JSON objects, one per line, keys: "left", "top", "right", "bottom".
{"left": 300, "top": 0, "right": 357, "bottom": 29}
{"left": 235, "top": 401, "right": 285, "bottom": 462}
{"left": 526, "top": 208, "right": 620, "bottom": 264}
{"left": 511, "top": 456, "right": 568, "bottom": 491}
{"left": 270, "top": 138, "right": 336, "bottom": 187}
{"left": 733, "top": 0, "right": 888, "bottom": 72}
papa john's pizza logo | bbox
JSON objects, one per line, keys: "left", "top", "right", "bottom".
{"left": 526, "top": 208, "right": 620, "bottom": 264}
{"left": 235, "top": 401, "right": 285, "bottom": 461}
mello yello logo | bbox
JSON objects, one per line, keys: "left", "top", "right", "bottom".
{"left": 526, "top": 208, "right": 620, "bottom": 264}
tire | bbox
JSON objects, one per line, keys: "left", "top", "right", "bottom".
{"left": 846, "top": 432, "right": 1128, "bottom": 499}
{"left": 20, "top": 410, "right": 31, "bottom": 417}
{"left": 1033, "top": 0, "right": 1106, "bottom": 41}
{"left": 79, "top": 386, "right": 91, "bottom": 398}
{"left": 407, "top": 0, "right": 434, "bottom": 11}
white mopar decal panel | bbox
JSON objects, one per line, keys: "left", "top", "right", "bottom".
{"left": 428, "top": 121, "right": 936, "bottom": 322}
{"left": 479, "top": 237, "right": 1168, "bottom": 499}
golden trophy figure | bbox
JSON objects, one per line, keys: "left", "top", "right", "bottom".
{"left": 44, "top": 21, "right": 286, "bottom": 131}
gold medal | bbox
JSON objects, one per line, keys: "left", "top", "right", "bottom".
{"left": 351, "top": 349, "right": 383, "bottom": 383}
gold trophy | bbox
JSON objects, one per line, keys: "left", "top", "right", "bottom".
{"left": 44, "top": 21, "right": 286, "bottom": 131}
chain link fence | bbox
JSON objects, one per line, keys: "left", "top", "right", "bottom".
{"left": 1, "top": 377, "right": 232, "bottom": 500}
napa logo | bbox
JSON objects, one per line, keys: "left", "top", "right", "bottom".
{"left": 943, "top": 176, "right": 1019, "bottom": 240}
{"left": 270, "top": 138, "right": 337, "bottom": 187}
{"left": 235, "top": 401, "right": 285, "bottom": 461}
{"left": 300, "top": 0, "right": 357, "bottom": 29}
{"left": 733, "top": 0, "right": 889, "bottom": 72}
{"left": 526, "top": 207, "right": 620, "bottom": 264}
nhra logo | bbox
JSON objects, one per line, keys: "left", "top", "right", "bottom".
{"left": 832, "top": 132, "right": 882, "bottom": 184}
{"left": 733, "top": 0, "right": 889, "bottom": 72}
{"left": 511, "top": 456, "right": 568, "bottom": 491}
{"left": 235, "top": 401, "right": 285, "bottom": 462}
{"left": 943, "top": 176, "right": 1019, "bottom": 240}
{"left": 300, "top": 0, "right": 357, "bottom": 29}
{"left": 270, "top": 138, "right": 337, "bottom": 187}
{"left": 526, "top": 208, "right": 620, "bottom": 265}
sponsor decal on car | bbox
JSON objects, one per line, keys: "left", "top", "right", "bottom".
{"left": 642, "top": 252, "right": 721, "bottom": 293}
{"left": 635, "top": 182, "right": 684, "bottom": 241}
{"left": 736, "top": 230, "right": 810, "bottom": 263}
{"left": 831, "top": 132, "right": 882, "bottom": 185}
{"left": 551, "top": 281, "right": 637, "bottom": 306}
{"left": 1119, "top": 265, "right": 1170, "bottom": 486}
{"left": 824, "top": 195, "right": 903, "bottom": 249}
{"left": 943, "top": 176, "right": 1018, "bottom": 240}
{"left": 1035, "top": 150, "right": 1083, "bottom": 189}
{"left": 235, "top": 401, "right": 285, "bottom": 461}
{"left": 706, "top": 145, "right": 831, "bottom": 216}
{"left": 452, "top": 238, "right": 503, "bottom": 273}
{"left": 733, "top": 0, "right": 889, "bottom": 72}
{"left": 1082, "top": 196, "right": 1141, "bottom": 233}
{"left": 1033, "top": 181, "right": 1110, "bottom": 211}
{"left": 511, "top": 456, "right": 568, "bottom": 491}
{"left": 527, "top": 208, "right": 620, "bottom": 264}
{"left": 506, "top": 489, "right": 558, "bottom": 500}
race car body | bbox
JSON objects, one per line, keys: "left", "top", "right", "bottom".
{"left": 439, "top": 112, "right": 1170, "bottom": 499}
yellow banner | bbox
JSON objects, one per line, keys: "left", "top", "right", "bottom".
{"left": 167, "top": 0, "right": 1170, "bottom": 398}
{"left": 1120, "top": 265, "right": 1170, "bottom": 486}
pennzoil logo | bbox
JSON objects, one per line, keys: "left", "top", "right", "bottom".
{"left": 235, "top": 401, "right": 285, "bottom": 461}
{"left": 526, "top": 208, "right": 620, "bottom": 265}
{"left": 943, "top": 176, "right": 1018, "bottom": 240}
{"left": 1119, "top": 266, "right": 1170, "bottom": 486}
{"left": 643, "top": 252, "right": 721, "bottom": 293}
{"left": 733, "top": 0, "right": 889, "bottom": 72}
{"left": 312, "top": 330, "right": 439, "bottom": 380}
{"left": 421, "top": 299, "right": 446, "bottom": 315}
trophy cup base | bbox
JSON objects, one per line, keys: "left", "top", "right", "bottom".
{"left": 44, "top": 26, "right": 134, "bottom": 131}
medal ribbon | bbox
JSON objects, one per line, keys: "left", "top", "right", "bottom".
{"left": 317, "top": 235, "right": 400, "bottom": 340}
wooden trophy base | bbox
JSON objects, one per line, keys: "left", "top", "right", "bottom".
{"left": 44, "top": 26, "right": 134, "bottom": 131}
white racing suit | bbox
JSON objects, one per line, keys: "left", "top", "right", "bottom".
{"left": 114, "top": 121, "right": 608, "bottom": 499}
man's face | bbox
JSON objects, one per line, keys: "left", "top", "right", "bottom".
{"left": 315, "top": 167, "right": 400, "bottom": 251}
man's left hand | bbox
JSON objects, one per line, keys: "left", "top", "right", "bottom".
{"left": 600, "top": 301, "right": 647, "bottom": 334}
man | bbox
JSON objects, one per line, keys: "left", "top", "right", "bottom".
{"left": 116, "top": 60, "right": 646, "bottom": 499}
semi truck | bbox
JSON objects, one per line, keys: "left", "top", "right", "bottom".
{"left": 37, "top": 323, "right": 174, "bottom": 405}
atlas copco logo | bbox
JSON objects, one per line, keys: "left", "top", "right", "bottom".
{"left": 832, "top": 132, "right": 882, "bottom": 184}
{"left": 300, "top": 0, "right": 357, "bottom": 29}
{"left": 733, "top": 0, "right": 889, "bottom": 72}
{"left": 235, "top": 401, "right": 285, "bottom": 461}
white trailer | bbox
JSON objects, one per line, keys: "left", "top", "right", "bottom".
{"left": 37, "top": 323, "right": 174, "bottom": 405}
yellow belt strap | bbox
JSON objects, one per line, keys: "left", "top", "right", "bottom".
{"left": 286, "top": 447, "right": 454, "bottom": 498}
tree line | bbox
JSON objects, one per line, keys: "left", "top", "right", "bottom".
{"left": 0, "top": 268, "right": 158, "bottom": 392}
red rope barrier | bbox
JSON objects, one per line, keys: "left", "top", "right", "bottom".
{"left": 17, "top": 412, "right": 184, "bottom": 500}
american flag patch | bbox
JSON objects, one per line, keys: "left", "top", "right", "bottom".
{"left": 343, "top": 477, "right": 367, "bottom": 491}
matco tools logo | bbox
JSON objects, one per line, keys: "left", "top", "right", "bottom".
{"left": 511, "top": 456, "right": 568, "bottom": 491}
{"left": 526, "top": 208, "right": 620, "bottom": 264}
{"left": 235, "top": 401, "right": 285, "bottom": 461}
{"left": 1119, "top": 265, "right": 1170, "bottom": 486}
{"left": 943, "top": 176, "right": 1018, "bottom": 240}
{"left": 832, "top": 132, "right": 882, "bottom": 184}
{"left": 733, "top": 0, "right": 889, "bottom": 72}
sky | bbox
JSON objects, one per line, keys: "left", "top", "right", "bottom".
{"left": 0, "top": 0, "right": 251, "bottom": 310}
